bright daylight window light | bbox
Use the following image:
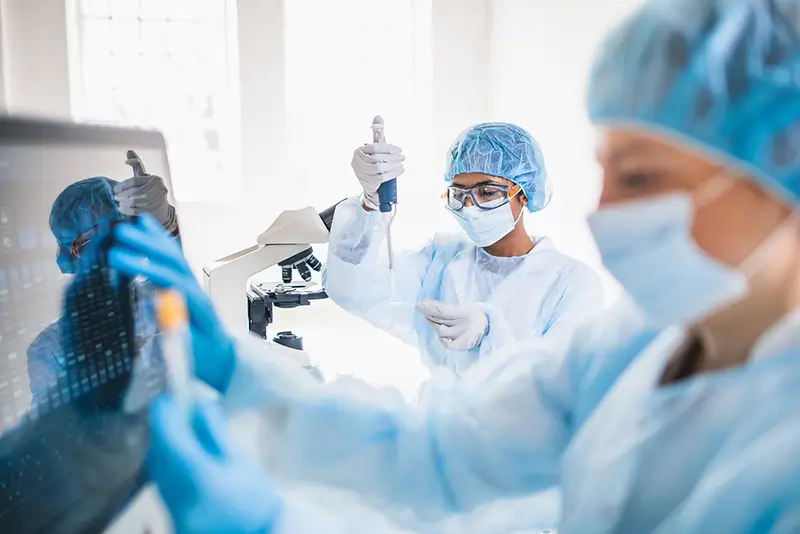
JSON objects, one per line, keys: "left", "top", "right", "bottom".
{"left": 283, "top": 0, "right": 434, "bottom": 398}
{"left": 69, "top": 0, "right": 241, "bottom": 202}
{"left": 283, "top": 0, "right": 434, "bottom": 227}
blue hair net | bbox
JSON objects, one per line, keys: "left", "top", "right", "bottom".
{"left": 444, "top": 122, "right": 552, "bottom": 212}
{"left": 588, "top": 0, "right": 800, "bottom": 204}
{"left": 50, "top": 177, "right": 123, "bottom": 273}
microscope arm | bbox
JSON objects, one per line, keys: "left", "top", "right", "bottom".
{"left": 203, "top": 244, "right": 311, "bottom": 334}
{"left": 202, "top": 201, "right": 344, "bottom": 335}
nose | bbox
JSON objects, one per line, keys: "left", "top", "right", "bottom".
{"left": 598, "top": 187, "right": 615, "bottom": 207}
{"left": 598, "top": 174, "right": 624, "bottom": 207}
{"left": 463, "top": 196, "right": 475, "bottom": 208}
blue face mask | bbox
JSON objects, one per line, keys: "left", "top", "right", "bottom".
{"left": 587, "top": 191, "right": 748, "bottom": 327}
{"left": 56, "top": 245, "right": 78, "bottom": 274}
{"left": 588, "top": 182, "right": 795, "bottom": 328}
{"left": 450, "top": 203, "right": 523, "bottom": 248}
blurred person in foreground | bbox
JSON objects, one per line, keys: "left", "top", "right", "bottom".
{"left": 109, "top": 0, "right": 800, "bottom": 531}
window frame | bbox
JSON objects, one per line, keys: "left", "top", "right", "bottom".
{"left": 65, "top": 0, "right": 242, "bottom": 202}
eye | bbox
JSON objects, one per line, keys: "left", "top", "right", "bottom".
{"left": 619, "top": 171, "right": 660, "bottom": 191}
{"left": 450, "top": 188, "right": 466, "bottom": 201}
{"left": 476, "top": 186, "right": 504, "bottom": 200}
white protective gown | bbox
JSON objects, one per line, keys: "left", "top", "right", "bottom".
{"left": 218, "top": 300, "right": 800, "bottom": 533}
{"left": 323, "top": 197, "right": 605, "bottom": 374}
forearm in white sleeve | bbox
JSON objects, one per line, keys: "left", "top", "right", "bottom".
{"left": 539, "top": 266, "right": 606, "bottom": 352}
{"left": 474, "top": 302, "right": 517, "bottom": 357}
{"left": 219, "top": 333, "right": 573, "bottom": 521}
{"left": 274, "top": 486, "right": 561, "bottom": 534}
{"left": 274, "top": 490, "right": 420, "bottom": 534}
{"left": 323, "top": 196, "right": 434, "bottom": 346}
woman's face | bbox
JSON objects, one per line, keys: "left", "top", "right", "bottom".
{"left": 596, "top": 126, "right": 792, "bottom": 268}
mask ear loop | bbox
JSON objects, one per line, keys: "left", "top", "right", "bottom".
{"left": 739, "top": 211, "right": 800, "bottom": 275}
{"left": 512, "top": 206, "right": 525, "bottom": 226}
{"left": 693, "top": 170, "right": 800, "bottom": 281}
{"left": 690, "top": 172, "right": 799, "bottom": 275}
{"left": 510, "top": 185, "right": 526, "bottom": 227}
{"left": 694, "top": 211, "right": 800, "bottom": 364}
{"left": 510, "top": 185, "right": 529, "bottom": 207}
{"left": 692, "top": 173, "right": 737, "bottom": 207}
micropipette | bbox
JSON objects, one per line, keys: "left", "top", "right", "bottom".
{"left": 125, "top": 149, "right": 148, "bottom": 177}
{"left": 371, "top": 115, "right": 398, "bottom": 270}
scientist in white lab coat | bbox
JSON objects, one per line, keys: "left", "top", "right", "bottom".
{"left": 324, "top": 122, "right": 604, "bottom": 375}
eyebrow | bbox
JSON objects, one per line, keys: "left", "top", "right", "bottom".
{"left": 451, "top": 180, "right": 507, "bottom": 188}
{"left": 596, "top": 140, "right": 650, "bottom": 165}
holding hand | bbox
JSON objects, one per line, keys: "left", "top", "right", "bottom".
{"left": 417, "top": 300, "right": 489, "bottom": 351}
{"left": 351, "top": 143, "right": 405, "bottom": 210}
{"left": 148, "top": 396, "right": 281, "bottom": 534}
{"left": 115, "top": 175, "right": 178, "bottom": 234}
{"left": 108, "top": 215, "right": 235, "bottom": 392}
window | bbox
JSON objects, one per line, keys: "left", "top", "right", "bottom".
{"left": 283, "top": 0, "right": 442, "bottom": 245}
{"left": 70, "top": 0, "right": 241, "bottom": 201}
{"left": 283, "top": 0, "right": 436, "bottom": 393}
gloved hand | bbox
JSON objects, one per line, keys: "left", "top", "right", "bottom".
{"left": 417, "top": 300, "right": 489, "bottom": 351}
{"left": 148, "top": 396, "right": 281, "bottom": 534}
{"left": 108, "top": 215, "right": 236, "bottom": 392}
{"left": 351, "top": 143, "right": 405, "bottom": 210}
{"left": 114, "top": 175, "right": 179, "bottom": 234}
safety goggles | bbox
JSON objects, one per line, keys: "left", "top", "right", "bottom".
{"left": 69, "top": 220, "right": 124, "bottom": 258}
{"left": 443, "top": 183, "right": 522, "bottom": 211}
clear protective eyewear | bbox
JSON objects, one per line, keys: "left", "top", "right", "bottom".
{"left": 443, "top": 183, "right": 522, "bottom": 211}
{"left": 69, "top": 236, "right": 93, "bottom": 259}
{"left": 69, "top": 220, "right": 124, "bottom": 258}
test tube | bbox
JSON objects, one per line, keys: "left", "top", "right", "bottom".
{"left": 155, "top": 289, "right": 193, "bottom": 406}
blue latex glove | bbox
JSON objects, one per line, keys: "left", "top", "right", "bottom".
{"left": 148, "top": 396, "right": 281, "bottom": 534}
{"left": 108, "top": 215, "right": 235, "bottom": 392}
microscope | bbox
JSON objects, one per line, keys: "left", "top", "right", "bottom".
{"left": 202, "top": 201, "right": 343, "bottom": 360}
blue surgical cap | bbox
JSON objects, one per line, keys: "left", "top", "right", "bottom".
{"left": 50, "top": 177, "right": 123, "bottom": 273}
{"left": 444, "top": 122, "right": 552, "bottom": 212}
{"left": 587, "top": 0, "right": 800, "bottom": 204}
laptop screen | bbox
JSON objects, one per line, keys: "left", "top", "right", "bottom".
{"left": 0, "top": 117, "right": 178, "bottom": 533}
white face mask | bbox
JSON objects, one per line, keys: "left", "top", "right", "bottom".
{"left": 587, "top": 178, "right": 795, "bottom": 327}
{"left": 450, "top": 202, "right": 523, "bottom": 248}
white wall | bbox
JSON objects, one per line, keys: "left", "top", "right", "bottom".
{"left": 0, "top": 0, "right": 72, "bottom": 118}
{"left": 178, "top": 0, "right": 292, "bottom": 286}
{"left": 237, "top": 0, "right": 286, "bottom": 201}
{"left": 432, "top": 0, "right": 491, "bottom": 150}
{"left": 0, "top": 0, "right": 6, "bottom": 109}
{"left": 488, "top": 0, "right": 642, "bottom": 299}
